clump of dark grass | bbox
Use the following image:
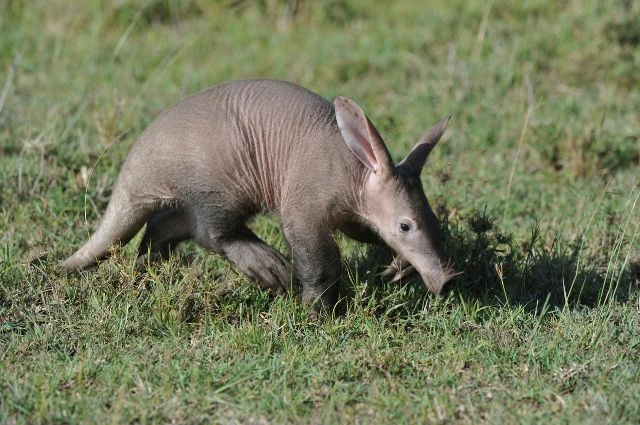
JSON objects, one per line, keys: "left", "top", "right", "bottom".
{"left": 446, "top": 206, "right": 638, "bottom": 310}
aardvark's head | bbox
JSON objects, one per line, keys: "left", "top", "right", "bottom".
{"left": 335, "top": 96, "right": 454, "bottom": 293}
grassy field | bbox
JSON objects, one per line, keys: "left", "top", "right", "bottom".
{"left": 1, "top": 0, "right": 639, "bottom": 423}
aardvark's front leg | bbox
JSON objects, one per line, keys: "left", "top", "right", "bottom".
{"left": 284, "top": 220, "right": 341, "bottom": 312}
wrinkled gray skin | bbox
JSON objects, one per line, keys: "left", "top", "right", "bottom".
{"left": 61, "top": 79, "right": 453, "bottom": 310}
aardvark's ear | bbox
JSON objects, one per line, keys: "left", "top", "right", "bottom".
{"left": 334, "top": 96, "right": 394, "bottom": 175}
{"left": 398, "top": 116, "right": 451, "bottom": 176}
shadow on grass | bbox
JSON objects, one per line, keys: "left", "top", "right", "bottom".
{"left": 348, "top": 208, "right": 639, "bottom": 313}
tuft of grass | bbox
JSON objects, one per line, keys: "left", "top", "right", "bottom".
{"left": 1, "top": 0, "right": 639, "bottom": 423}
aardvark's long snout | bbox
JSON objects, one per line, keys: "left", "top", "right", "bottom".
{"left": 383, "top": 255, "right": 455, "bottom": 294}
{"left": 419, "top": 266, "right": 455, "bottom": 294}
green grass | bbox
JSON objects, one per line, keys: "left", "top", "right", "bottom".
{"left": 1, "top": 0, "right": 639, "bottom": 423}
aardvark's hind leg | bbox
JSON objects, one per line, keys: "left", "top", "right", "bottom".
{"left": 136, "top": 207, "right": 192, "bottom": 267}
{"left": 198, "top": 225, "right": 294, "bottom": 294}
